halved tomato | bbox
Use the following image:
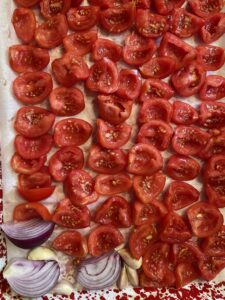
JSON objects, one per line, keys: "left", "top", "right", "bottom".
{"left": 200, "top": 13, "right": 225, "bottom": 43}
{"left": 199, "top": 75, "right": 225, "bottom": 101}
{"left": 14, "top": 0, "right": 40, "bottom": 7}
{"left": 116, "top": 69, "right": 142, "bottom": 100}
{"left": 172, "top": 101, "right": 198, "bottom": 125}
{"left": 189, "top": 0, "right": 223, "bottom": 18}
{"left": 201, "top": 225, "right": 225, "bottom": 257}
{"left": 199, "top": 131, "right": 225, "bottom": 160}
{"left": 140, "top": 270, "right": 175, "bottom": 288}
{"left": 40, "top": 0, "right": 71, "bottom": 19}
{"left": 13, "top": 203, "right": 51, "bottom": 221}
{"left": 172, "top": 241, "right": 204, "bottom": 265}
{"left": 198, "top": 101, "right": 225, "bottom": 129}
{"left": 154, "top": 0, "right": 185, "bottom": 15}
{"left": 67, "top": 6, "right": 99, "bottom": 31}
{"left": 196, "top": 45, "right": 225, "bottom": 71}
{"left": 199, "top": 257, "right": 225, "bottom": 281}
{"left": 92, "top": 38, "right": 122, "bottom": 62}
{"left": 175, "top": 263, "right": 199, "bottom": 288}
{"left": 11, "top": 153, "right": 46, "bottom": 175}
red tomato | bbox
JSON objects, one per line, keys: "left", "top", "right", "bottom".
{"left": 187, "top": 202, "right": 223, "bottom": 238}
{"left": 88, "top": 225, "right": 124, "bottom": 256}
{"left": 175, "top": 263, "right": 199, "bottom": 288}
{"left": 201, "top": 226, "right": 225, "bottom": 257}
{"left": 166, "top": 154, "right": 201, "bottom": 181}
{"left": 40, "top": 0, "right": 71, "bottom": 19}
{"left": 71, "top": 0, "right": 83, "bottom": 5}
{"left": 13, "top": 72, "right": 53, "bottom": 105}
{"left": 133, "top": 200, "right": 168, "bottom": 226}
{"left": 135, "top": 9, "right": 168, "bottom": 38}
{"left": 204, "top": 154, "right": 225, "bottom": 182}
{"left": 122, "top": 32, "right": 157, "bottom": 66}
{"left": 19, "top": 167, "right": 51, "bottom": 189}
{"left": 199, "top": 75, "right": 225, "bottom": 101}
{"left": 205, "top": 177, "right": 225, "bottom": 208}
{"left": 49, "top": 146, "right": 84, "bottom": 182}
{"left": 127, "top": 144, "right": 163, "bottom": 176}
{"left": 159, "top": 32, "right": 195, "bottom": 69}
{"left": 11, "top": 153, "right": 46, "bottom": 175}
{"left": 100, "top": 3, "right": 135, "bottom": 33}
{"left": 94, "top": 196, "right": 131, "bottom": 228}
{"left": 53, "top": 231, "right": 87, "bottom": 258}
{"left": 52, "top": 52, "right": 89, "bottom": 87}
{"left": 86, "top": 58, "right": 119, "bottom": 94}
{"left": 171, "top": 61, "right": 206, "bottom": 97}
{"left": 88, "top": 145, "right": 127, "bottom": 174}
{"left": 170, "top": 8, "right": 204, "bottom": 38}
{"left": 198, "top": 101, "right": 225, "bottom": 129}
{"left": 53, "top": 118, "right": 92, "bottom": 147}
{"left": 63, "top": 30, "right": 97, "bottom": 55}
{"left": 199, "top": 131, "right": 225, "bottom": 160}
{"left": 14, "top": 106, "right": 55, "bottom": 138}
{"left": 35, "top": 14, "right": 68, "bottom": 49}
{"left": 64, "top": 170, "right": 98, "bottom": 206}
{"left": 196, "top": 45, "right": 225, "bottom": 71}
{"left": 133, "top": 172, "right": 166, "bottom": 204}
{"left": 189, "top": 0, "right": 223, "bottom": 18}
{"left": 96, "top": 0, "right": 150, "bottom": 8}
{"left": 200, "top": 13, "right": 225, "bottom": 43}
{"left": 139, "top": 78, "right": 174, "bottom": 102}
{"left": 172, "top": 101, "right": 198, "bottom": 126}
{"left": 92, "top": 38, "right": 122, "bottom": 62}
{"left": 129, "top": 224, "right": 158, "bottom": 259}
{"left": 137, "top": 120, "right": 173, "bottom": 151}
{"left": 12, "top": 8, "right": 36, "bottom": 43}
{"left": 140, "top": 57, "right": 176, "bottom": 79}
{"left": 13, "top": 203, "right": 51, "bottom": 222}
{"left": 9, "top": 45, "right": 50, "bottom": 73}
{"left": 138, "top": 98, "right": 173, "bottom": 124}
{"left": 14, "top": 0, "right": 40, "bottom": 7}
{"left": 198, "top": 257, "right": 225, "bottom": 281}
{"left": 96, "top": 118, "right": 132, "bottom": 149}
{"left": 52, "top": 198, "right": 90, "bottom": 229}
{"left": 116, "top": 69, "right": 142, "bottom": 100}
{"left": 140, "top": 270, "right": 176, "bottom": 288}
{"left": 97, "top": 94, "right": 133, "bottom": 125}
{"left": 172, "top": 126, "right": 211, "bottom": 156}
{"left": 172, "top": 241, "right": 204, "bottom": 265}
{"left": 164, "top": 181, "right": 200, "bottom": 211}
{"left": 49, "top": 87, "right": 84, "bottom": 116}
{"left": 15, "top": 134, "right": 53, "bottom": 160}
{"left": 94, "top": 173, "right": 132, "bottom": 195}
{"left": 67, "top": 6, "right": 99, "bottom": 31}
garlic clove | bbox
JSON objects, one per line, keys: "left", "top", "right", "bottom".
{"left": 52, "top": 279, "right": 74, "bottom": 296}
{"left": 115, "top": 243, "right": 126, "bottom": 251}
{"left": 27, "top": 246, "right": 58, "bottom": 261}
{"left": 118, "top": 248, "right": 142, "bottom": 269}
{"left": 117, "top": 264, "right": 129, "bottom": 289}
{"left": 125, "top": 264, "right": 139, "bottom": 287}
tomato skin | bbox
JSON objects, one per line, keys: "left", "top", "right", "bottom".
{"left": 138, "top": 98, "right": 173, "bottom": 124}
{"left": 13, "top": 203, "right": 51, "bottom": 221}
{"left": 187, "top": 202, "right": 223, "bottom": 238}
{"left": 137, "top": 120, "right": 173, "bottom": 151}
{"left": 196, "top": 45, "right": 225, "bottom": 71}
{"left": 15, "top": 134, "right": 53, "bottom": 160}
{"left": 11, "top": 153, "right": 46, "bottom": 175}
{"left": 154, "top": 0, "right": 185, "bottom": 15}
{"left": 198, "top": 101, "right": 225, "bottom": 129}
{"left": 67, "top": 6, "right": 99, "bottom": 31}
{"left": 97, "top": 94, "right": 133, "bottom": 125}
{"left": 53, "top": 118, "right": 92, "bottom": 147}
{"left": 198, "top": 257, "right": 225, "bottom": 281}
{"left": 52, "top": 198, "right": 91, "bottom": 229}
{"left": 88, "top": 145, "right": 127, "bottom": 174}
{"left": 199, "top": 75, "right": 225, "bottom": 102}
{"left": 201, "top": 226, "right": 225, "bottom": 257}
{"left": 9, "top": 45, "right": 50, "bottom": 73}
{"left": 139, "top": 79, "right": 174, "bottom": 102}
{"left": 40, "top": 0, "right": 71, "bottom": 19}
{"left": 71, "top": 0, "right": 83, "bottom": 5}
{"left": 189, "top": 0, "right": 223, "bottom": 18}
{"left": 200, "top": 13, "right": 225, "bottom": 43}
{"left": 164, "top": 181, "right": 200, "bottom": 211}
{"left": 92, "top": 38, "right": 122, "bottom": 62}
{"left": 14, "top": 106, "right": 55, "bottom": 138}
{"left": 96, "top": 118, "right": 131, "bottom": 150}
{"left": 35, "top": 14, "right": 68, "bottom": 49}
{"left": 13, "top": 72, "right": 53, "bottom": 105}
{"left": 94, "top": 196, "right": 132, "bottom": 228}
{"left": 49, "top": 146, "right": 84, "bottom": 182}
{"left": 132, "top": 200, "right": 168, "bottom": 226}
{"left": 172, "top": 101, "right": 198, "bottom": 126}
{"left": 18, "top": 186, "right": 55, "bottom": 202}
{"left": 88, "top": 225, "right": 124, "bottom": 256}
{"left": 14, "top": 0, "right": 40, "bottom": 7}
{"left": 86, "top": 58, "right": 119, "bottom": 94}
{"left": 172, "top": 126, "right": 211, "bottom": 156}
{"left": 166, "top": 155, "right": 200, "bottom": 181}
{"left": 63, "top": 30, "right": 98, "bottom": 56}
{"left": 175, "top": 263, "right": 199, "bottom": 288}
{"left": 116, "top": 69, "right": 142, "bottom": 100}
{"left": 133, "top": 172, "right": 166, "bottom": 204}
{"left": 140, "top": 57, "right": 176, "bottom": 79}
{"left": 129, "top": 224, "right": 158, "bottom": 259}
{"left": 127, "top": 144, "right": 163, "bottom": 176}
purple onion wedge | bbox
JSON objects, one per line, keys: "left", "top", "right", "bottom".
{"left": 76, "top": 251, "right": 121, "bottom": 290}
{"left": 1, "top": 219, "right": 54, "bottom": 249}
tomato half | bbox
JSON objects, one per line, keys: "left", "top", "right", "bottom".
{"left": 140, "top": 270, "right": 175, "bottom": 288}
{"left": 71, "top": 0, "right": 83, "bottom": 6}
{"left": 13, "top": 72, "right": 53, "bottom": 105}
{"left": 67, "top": 6, "right": 99, "bottom": 31}
{"left": 15, "top": 134, "right": 53, "bottom": 160}
{"left": 172, "top": 241, "right": 204, "bottom": 265}
{"left": 200, "top": 13, "right": 225, "bottom": 43}
{"left": 88, "top": 145, "right": 127, "bottom": 174}
{"left": 40, "top": 0, "right": 71, "bottom": 19}
{"left": 14, "top": 0, "right": 40, "bottom": 7}
{"left": 140, "top": 56, "right": 176, "bottom": 79}
{"left": 175, "top": 263, "right": 199, "bottom": 288}
{"left": 199, "top": 131, "right": 225, "bottom": 160}
{"left": 198, "top": 101, "right": 225, "bottom": 129}
{"left": 52, "top": 198, "right": 90, "bottom": 229}
{"left": 11, "top": 153, "right": 46, "bottom": 175}
{"left": 166, "top": 154, "right": 200, "bottom": 181}
{"left": 172, "top": 101, "right": 198, "bottom": 126}
{"left": 53, "top": 118, "right": 92, "bottom": 147}
{"left": 53, "top": 231, "right": 87, "bottom": 258}
{"left": 127, "top": 144, "right": 163, "bottom": 176}
{"left": 13, "top": 203, "right": 51, "bottom": 221}
{"left": 154, "top": 0, "right": 185, "bottom": 15}
{"left": 189, "top": 0, "right": 223, "bottom": 18}
{"left": 129, "top": 224, "right": 158, "bottom": 259}
{"left": 94, "top": 196, "right": 131, "bottom": 228}
{"left": 199, "top": 75, "right": 225, "bottom": 101}
{"left": 199, "top": 257, "right": 225, "bottom": 281}
{"left": 64, "top": 169, "right": 98, "bottom": 206}
{"left": 49, "top": 146, "right": 84, "bottom": 182}
{"left": 201, "top": 225, "right": 225, "bottom": 257}
{"left": 92, "top": 38, "right": 122, "bottom": 62}
{"left": 116, "top": 69, "right": 142, "bottom": 100}
{"left": 205, "top": 176, "right": 225, "bottom": 208}
{"left": 88, "top": 225, "right": 124, "bottom": 256}
{"left": 196, "top": 45, "right": 225, "bottom": 71}
{"left": 94, "top": 173, "right": 132, "bottom": 195}
{"left": 9, "top": 45, "right": 50, "bottom": 73}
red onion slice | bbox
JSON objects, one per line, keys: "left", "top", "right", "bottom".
{"left": 3, "top": 258, "right": 60, "bottom": 297}
{"left": 1, "top": 219, "right": 54, "bottom": 249}
{"left": 76, "top": 251, "right": 121, "bottom": 290}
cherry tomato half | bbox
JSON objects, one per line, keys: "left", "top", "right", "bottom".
{"left": 200, "top": 13, "right": 225, "bottom": 44}
{"left": 198, "top": 101, "right": 225, "bottom": 129}
{"left": 13, "top": 203, "right": 51, "bottom": 221}
{"left": 67, "top": 6, "right": 99, "bottom": 31}
{"left": 199, "top": 75, "right": 225, "bottom": 101}
{"left": 116, "top": 69, "right": 142, "bottom": 100}
{"left": 196, "top": 45, "right": 225, "bottom": 71}
{"left": 172, "top": 101, "right": 198, "bottom": 126}
{"left": 92, "top": 38, "right": 122, "bottom": 62}
{"left": 11, "top": 153, "right": 46, "bottom": 175}
{"left": 189, "top": 0, "right": 223, "bottom": 18}
{"left": 40, "top": 0, "right": 71, "bottom": 19}
{"left": 201, "top": 225, "right": 225, "bottom": 257}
